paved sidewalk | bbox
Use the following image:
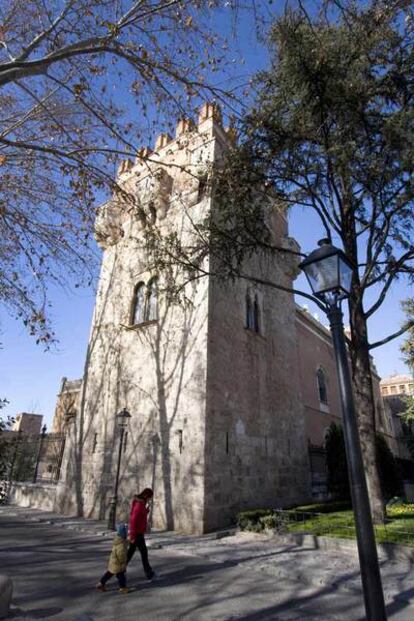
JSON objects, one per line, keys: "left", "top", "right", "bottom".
{"left": 1, "top": 504, "right": 414, "bottom": 620}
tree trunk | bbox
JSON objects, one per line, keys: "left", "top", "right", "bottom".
{"left": 348, "top": 295, "right": 385, "bottom": 523}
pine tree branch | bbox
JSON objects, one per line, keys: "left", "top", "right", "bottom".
{"left": 369, "top": 321, "right": 414, "bottom": 350}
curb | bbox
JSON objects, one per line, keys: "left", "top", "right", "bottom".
{"left": 275, "top": 531, "right": 414, "bottom": 563}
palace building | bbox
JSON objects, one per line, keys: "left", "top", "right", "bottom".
{"left": 12, "top": 104, "right": 402, "bottom": 532}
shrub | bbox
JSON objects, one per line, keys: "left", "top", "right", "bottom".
{"left": 387, "top": 503, "right": 414, "bottom": 518}
{"left": 325, "top": 423, "right": 350, "bottom": 499}
{"left": 259, "top": 514, "right": 278, "bottom": 530}
{"left": 236, "top": 509, "right": 274, "bottom": 531}
{"left": 376, "top": 434, "right": 403, "bottom": 501}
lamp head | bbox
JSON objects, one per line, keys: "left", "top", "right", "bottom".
{"left": 299, "top": 239, "right": 353, "bottom": 304}
{"left": 116, "top": 408, "right": 131, "bottom": 428}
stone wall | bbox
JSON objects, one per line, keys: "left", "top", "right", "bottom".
{"left": 9, "top": 482, "right": 57, "bottom": 512}
{"left": 56, "top": 105, "right": 231, "bottom": 533}
{"left": 203, "top": 219, "right": 312, "bottom": 530}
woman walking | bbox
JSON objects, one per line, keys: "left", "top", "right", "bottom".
{"left": 127, "top": 487, "right": 155, "bottom": 580}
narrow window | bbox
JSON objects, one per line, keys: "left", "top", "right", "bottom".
{"left": 317, "top": 368, "right": 328, "bottom": 405}
{"left": 225, "top": 431, "right": 229, "bottom": 454}
{"left": 177, "top": 430, "right": 183, "bottom": 454}
{"left": 92, "top": 432, "right": 98, "bottom": 454}
{"left": 253, "top": 294, "right": 260, "bottom": 333}
{"left": 148, "top": 201, "right": 157, "bottom": 224}
{"left": 132, "top": 282, "right": 145, "bottom": 325}
{"left": 197, "top": 175, "right": 208, "bottom": 203}
{"left": 145, "top": 277, "right": 158, "bottom": 321}
{"left": 245, "top": 291, "right": 254, "bottom": 330}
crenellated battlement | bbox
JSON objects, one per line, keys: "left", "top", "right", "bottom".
{"left": 116, "top": 102, "right": 231, "bottom": 179}
{"left": 95, "top": 103, "right": 237, "bottom": 248}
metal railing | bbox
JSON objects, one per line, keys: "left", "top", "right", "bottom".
{"left": 266, "top": 508, "right": 414, "bottom": 546}
{"left": 0, "top": 431, "right": 65, "bottom": 503}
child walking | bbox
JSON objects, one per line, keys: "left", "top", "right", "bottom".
{"left": 96, "top": 523, "right": 130, "bottom": 593}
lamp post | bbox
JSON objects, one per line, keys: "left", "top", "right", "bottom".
{"left": 107, "top": 408, "right": 131, "bottom": 531}
{"left": 299, "top": 238, "right": 387, "bottom": 621}
{"left": 33, "top": 424, "right": 47, "bottom": 483}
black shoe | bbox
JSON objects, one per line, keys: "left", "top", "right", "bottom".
{"left": 146, "top": 570, "right": 157, "bottom": 581}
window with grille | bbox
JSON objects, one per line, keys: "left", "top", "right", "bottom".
{"left": 317, "top": 368, "right": 328, "bottom": 405}
{"left": 131, "top": 282, "right": 145, "bottom": 325}
{"left": 130, "top": 278, "right": 158, "bottom": 325}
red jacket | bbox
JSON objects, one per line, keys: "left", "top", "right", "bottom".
{"left": 129, "top": 498, "right": 149, "bottom": 540}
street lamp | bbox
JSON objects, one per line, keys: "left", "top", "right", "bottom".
{"left": 33, "top": 424, "right": 47, "bottom": 483}
{"left": 107, "top": 408, "right": 131, "bottom": 530}
{"left": 300, "top": 238, "right": 387, "bottom": 621}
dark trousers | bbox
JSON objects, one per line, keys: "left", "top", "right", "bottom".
{"left": 127, "top": 534, "right": 153, "bottom": 577}
{"left": 100, "top": 570, "right": 126, "bottom": 588}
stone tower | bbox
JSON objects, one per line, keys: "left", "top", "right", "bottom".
{"left": 56, "top": 103, "right": 311, "bottom": 533}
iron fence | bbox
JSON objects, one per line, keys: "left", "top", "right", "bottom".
{"left": 0, "top": 431, "right": 65, "bottom": 503}
{"left": 270, "top": 508, "right": 414, "bottom": 546}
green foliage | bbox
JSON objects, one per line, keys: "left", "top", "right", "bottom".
{"left": 323, "top": 424, "right": 403, "bottom": 504}
{"left": 401, "top": 300, "right": 414, "bottom": 371}
{"left": 376, "top": 434, "right": 403, "bottom": 501}
{"left": 259, "top": 514, "right": 279, "bottom": 530}
{"left": 0, "top": 415, "right": 15, "bottom": 481}
{"left": 236, "top": 502, "right": 352, "bottom": 533}
{"left": 387, "top": 504, "right": 414, "bottom": 519}
{"left": 0, "top": 416, "right": 39, "bottom": 484}
{"left": 400, "top": 396, "right": 414, "bottom": 422}
{"left": 325, "top": 423, "right": 350, "bottom": 500}
{"left": 236, "top": 509, "right": 274, "bottom": 531}
{"left": 237, "top": 502, "right": 414, "bottom": 546}
{"left": 286, "top": 505, "right": 414, "bottom": 547}
{"left": 396, "top": 392, "right": 414, "bottom": 459}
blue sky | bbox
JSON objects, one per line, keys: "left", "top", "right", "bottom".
{"left": 0, "top": 3, "right": 411, "bottom": 427}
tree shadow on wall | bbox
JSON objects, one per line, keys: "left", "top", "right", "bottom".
{"left": 59, "top": 249, "right": 121, "bottom": 518}
{"left": 114, "top": 285, "right": 208, "bottom": 531}
{"left": 59, "top": 247, "right": 208, "bottom": 531}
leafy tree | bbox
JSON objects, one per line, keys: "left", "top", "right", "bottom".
{"left": 0, "top": 0, "right": 258, "bottom": 342}
{"left": 396, "top": 395, "right": 414, "bottom": 459}
{"left": 0, "top": 411, "right": 14, "bottom": 483}
{"left": 397, "top": 299, "right": 414, "bottom": 457}
{"left": 375, "top": 433, "right": 403, "bottom": 501}
{"left": 145, "top": 0, "right": 414, "bottom": 522}
{"left": 401, "top": 299, "right": 414, "bottom": 371}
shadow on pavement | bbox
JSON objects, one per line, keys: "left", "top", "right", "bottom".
{"left": 8, "top": 606, "right": 63, "bottom": 618}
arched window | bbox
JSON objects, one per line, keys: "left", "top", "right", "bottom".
{"left": 253, "top": 294, "right": 260, "bottom": 333}
{"left": 145, "top": 277, "right": 158, "bottom": 321}
{"left": 317, "top": 368, "right": 328, "bottom": 405}
{"left": 246, "top": 290, "right": 254, "bottom": 330}
{"left": 131, "top": 282, "right": 145, "bottom": 325}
